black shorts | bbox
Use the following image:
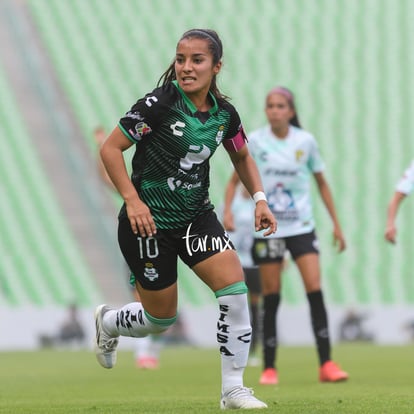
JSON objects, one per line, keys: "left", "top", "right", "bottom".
{"left": 252, "top": 230, "right": 319, "bottom": 265}
{"left": 244, "top": 267, "right": 261, "bottom": 295}
{"left": 118, "top": 210, "right": 234, "bottom": 290}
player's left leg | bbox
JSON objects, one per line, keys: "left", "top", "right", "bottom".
{"left": 193, "top": 250, "right": 267, "bottom": 409}
{"left": 296, "top": 251, "right": 348, "bottom": 382}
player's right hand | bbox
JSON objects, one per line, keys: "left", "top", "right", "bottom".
{"left": 126, "top": 199, "right": 157, "bottom": 237}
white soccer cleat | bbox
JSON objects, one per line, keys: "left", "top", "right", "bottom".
{"left": 220, "top": 386, "right": 268, "bottom": 410}
{"left": 94, "top": 304, "right": 119, "bottom": 369}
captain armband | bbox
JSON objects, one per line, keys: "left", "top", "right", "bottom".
{"left": 222, "top": 130, "right": 247, "bottom": 152}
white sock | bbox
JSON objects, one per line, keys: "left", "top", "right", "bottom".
{"left": 134, "top": 336, "right": 151, "bottom": 359}
{"left": 103, "top": 302, "right": 171, "bottom": 337}
{"left": 134, "top": 335, "right": 162, "bottom": 360}
{"left": 217, "top": 293, "right": 251, "bottom": 392}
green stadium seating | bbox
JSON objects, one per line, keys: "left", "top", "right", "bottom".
{"left": 0, "top": 65, "right": 101, "bottom": 306}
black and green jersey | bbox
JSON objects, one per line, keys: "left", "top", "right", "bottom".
{"left": 118, "top": 81, "right": 245, "bottom": 229}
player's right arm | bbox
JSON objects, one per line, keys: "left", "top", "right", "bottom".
{"left": 100, "top": 126, "right": 156, "bottom": 237}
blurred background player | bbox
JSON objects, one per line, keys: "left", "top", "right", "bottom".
{"left": 222, "top": 179, "right": 262, "bottom": 366}
{"left": 225, "top": 86, "right": 348, "bottom": 385}
{"left": 385, "top": 159, "right": 414, "bottom": 244}
{"left": 94, "top": 126, "right": 161, "bottom": 369}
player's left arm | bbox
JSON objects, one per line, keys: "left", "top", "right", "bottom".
{"left": 313, "top": 171, "right": 346, "bottom": 252}
{"left": 385, "top": 191, "right": 406, "bottom": 244}
{"left": 227, "top": 145, "right": 276, "bottom": 236}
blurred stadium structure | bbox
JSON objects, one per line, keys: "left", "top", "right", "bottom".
{"left": 1, "top": 0, "right": 414, "bottom": 349}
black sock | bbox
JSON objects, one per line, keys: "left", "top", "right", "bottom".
{"left": 262, "top": 293, "right": 280, "bottom": 369}
{"left": 307, "top": 290, "right": 331, "bottom": 365}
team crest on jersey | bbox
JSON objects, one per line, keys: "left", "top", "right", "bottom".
{"left": 129, "top": 122, "right": 152, "bottom": 141}
{"left": 254, "top": 241, "right": 268, "bottom": 258}
{"left": 143, "top": 263, "right": 159, "bottom": 282}
{"left": 215, "top": 125, "right": 225, "bottom": 144}
{"left": 295, "top": 149, "right": 304, "bottom": 162}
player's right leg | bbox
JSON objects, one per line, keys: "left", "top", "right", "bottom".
{"left": 94, "top": 219, "right": 178, "bottom": 369}
{"left": 94, "top": 298, "right": 176, "bottom": 368}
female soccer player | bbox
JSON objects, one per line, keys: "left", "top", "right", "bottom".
{"left": 224, "top": 86, "right": 348, "bottom": 385}
{"left": 93, "top": 29, "right": 276, "bottom": 409}
{"left": 385, "top": 160, "right": 414, "bottom": 243}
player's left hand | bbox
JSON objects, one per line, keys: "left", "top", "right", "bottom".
{"left": 384, "top": 224, "right": 397, "bottom": 244}
{"left": 255, "top": 201, "right": 277, "bottom": 236}
{"left": 333, "top": 227, "right": 346, "bottom": 252}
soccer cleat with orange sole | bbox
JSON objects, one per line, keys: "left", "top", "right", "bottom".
{"left": 259, "top": 368, "right": 278, "bottom": 385}
{"left": 136, "top": 356, "right": 159, "bottom": 369}
{"left": 319, "top": 360, "right": 349, "bottom": 382}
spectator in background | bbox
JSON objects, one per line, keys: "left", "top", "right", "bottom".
{"left": 38, "top": 303, "right": 85, "bottom": 348}
{"left": 338, "top": 309, "right": 373, "bottom": 342}
{"left": 93, "top": 29, "right": 276, "bottom": 410}
{"left": 403, "top": 319, "right": 414, "bottom": 341}
{"left": 95, "top": 126, "right": 161, "bottom": 369}
{"left": 225, "top": 86, "right": 348, "bottom": 385}
{"left": 385, "top": 160, "right": 414, "bottom": 244}
{"left": 58, "top": 303, "right": 85, "bottom": 343}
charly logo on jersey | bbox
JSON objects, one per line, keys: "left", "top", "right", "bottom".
{"left": 259, "top": 151, "right": 268, "bottom": 162}
{"left": 183, "top": 222, "right": 233, "bottom": 256}
{"left": 145, "top": 96, "right": 158, "bottom": 107}
{"left": 143, "top": 262, "right": 159, "bottom": 281}
{"left": 215, "top": 125, "right": 225, "bottom": 144}
{"left": 170, "top": 121, "right": 186, "bottom": 136}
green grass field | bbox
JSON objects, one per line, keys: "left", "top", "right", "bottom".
{"left": 0, "top": 344, "right": 412, "bottom": 413}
